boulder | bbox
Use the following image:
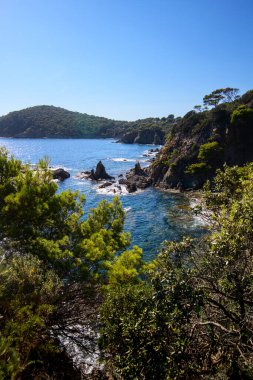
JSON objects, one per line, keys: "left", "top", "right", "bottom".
{"left": 94, "top": 161, "right": 114, "bottom": 180}
{"left": 98, "top": 182, "right": 113, "bottom": 188}
{"left": 52, "top": 168, "right": 70, "bottom": 180}
{"left": 119, "top": 178, "right": 127, "bottom": 185}
{"left": 127, "top": 182, "right": 137, "bottom": 193}
{"left": 89, "top": 161, "right": 114, "bottom": 181}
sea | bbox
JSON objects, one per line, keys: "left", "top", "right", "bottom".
{"left": 0, "top": 137, "right": 206, "bottom": 261}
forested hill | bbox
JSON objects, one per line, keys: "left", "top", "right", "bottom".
{"left": 0, "top": 105, "right": 175, "bottom": 143}
{"left": 150, "top": 88, "right": 253, "bottom": 190}
{"left": 0, "top": 105, "right": 126, "bottom": 138}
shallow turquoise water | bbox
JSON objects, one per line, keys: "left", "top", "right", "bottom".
{"left": 0, "top": 138, "right": 205, "bottom": 261}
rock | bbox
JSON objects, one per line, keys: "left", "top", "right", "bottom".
{"left": 99, "top": 182, "right": 113, "bottom": 188}
{"left": 153, "top": 133, "right": 161, "bottom": 145}
{"left": 89, "top": 169, "right": 97, "bottom": 181}
{"left": 121, "top": 131, "right": 138, "bottom": 144}
{"left": 127, "top": 182, "right": 137, "bottom": 193}
{"left": 52, "top": 168, "right": 70, "bottom": 180}
{"left": 88, "top": 161, "right": 114, "bottom": 181}
{"left": 120, "top": 129, "right": 165, "bottom": 145}
{"left": 118, "top": 174, "right": 123, "bottom": 177}
{"left": 94, "top": 161, "right": 114, "bottom": 180}
{"left": 119, "top": 178, "right": 127, "bottom": 185}
{"left": 134, "top": 162, "right": 145, "bottom": 176}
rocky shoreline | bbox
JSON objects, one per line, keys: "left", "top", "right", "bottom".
{"left": 74, "top": 148, "right": 161, "bottom": 195}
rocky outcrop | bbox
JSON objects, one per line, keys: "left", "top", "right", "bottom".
{"left": 75, "top": 161, "right": 114, "bottom": 181}
{"left": 52, "top": 168, "right": 70, "bottom": 180}
{"left": 148, "top": 90, "right": 253, "bottom": 191}
{"left": 93, "top": 161, "right": 114, "bottom": 180}
{"left": 120, "top": 129, "right": 165, "bottom": 145}
{"left": 125, "top": 163, "right": 152, "bottom": 193}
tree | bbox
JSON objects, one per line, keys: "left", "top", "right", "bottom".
{"left": 0, "top": 148, "right": 138, "bottom": 378}
{"left": 203, "top": 88, "right": 239, "bottom": 108}
{"left": 100, "top": 163, "right": 253, "bottom": 379}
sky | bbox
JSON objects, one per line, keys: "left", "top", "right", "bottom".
{"left": 0, "top": 0, "right": 252, "bottom": 120}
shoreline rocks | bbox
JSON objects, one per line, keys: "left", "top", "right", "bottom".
{"left": 75, "top": 148, "right": 161, "bottom": 194}
{"left": 52, "top": 168, "right": 70, "bottom": 181}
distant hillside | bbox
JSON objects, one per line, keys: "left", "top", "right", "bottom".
{"left": 0, "top": 106, "right": 126, "bottom": 138}
{"left": 150, "top": 89, "right": 253, "bottom": 190}
{"left": 0, "top": 105, "right": 174, "bottom": 143}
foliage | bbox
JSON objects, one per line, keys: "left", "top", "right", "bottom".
{"left": 0, "top": 148, "right": 136, "bottom": 378}
{"left": 0, "top": 253, "right": 62, "bottom": 379}
{"left": 203, "top": 88, "right": 239, "bottom": 108}
{"left": 0, "top": 105, "right": 172, "bottom": 142}
{"left": 100, "top": 163, "right": 253, "bottom": 379}
{"left": 231, "top": 105, "right": 253, "bottom": 127}
{"left": 185, "top": 162, "right": 211, "bottom": 176}
{"left": 197, "top": 141, "right": 223, "bottom": 164}
{"left": 0, "top": 148, "right": 130, "bottom": 281}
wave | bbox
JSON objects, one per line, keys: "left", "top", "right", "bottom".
{"left": 95, "top": 183, "right": 143, "bottom": 196}
{"left": 109, "top": 157, "right": 136, "bottom": 162}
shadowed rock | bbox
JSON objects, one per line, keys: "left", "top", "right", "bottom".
{"left": 52, "top": 168, "right": 70, "bottom": 180}
{"left": 89, "top": 161, "right": 114, "bottom": 181}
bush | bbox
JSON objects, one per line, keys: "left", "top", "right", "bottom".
{"left": 197, "top": 141, "right": 223, "bottom": 163}
{"left": 231, "top": 105, "right": 253, "bottom": 127}
{"left": 185, "top": 162, "right": 211, "bottom": 176}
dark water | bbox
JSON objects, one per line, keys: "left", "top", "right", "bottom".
{"left": 0, "top": 138, "right": 205, "bottom": 261}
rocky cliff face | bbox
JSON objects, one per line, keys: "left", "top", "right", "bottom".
{"left": 148, "top": 90, "right": 253, "bottom": 190}
{"left": 121, "top": 128, "right": 165, "bottom": 144}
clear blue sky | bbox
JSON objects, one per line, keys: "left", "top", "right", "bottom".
{"left": 0, "top": 0, "right": 252, "bottom": 120}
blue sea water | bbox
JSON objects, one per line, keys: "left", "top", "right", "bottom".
{"left": 0, "top": 138, "right": 206, "bottom": 261}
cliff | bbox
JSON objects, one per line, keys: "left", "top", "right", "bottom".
{"left": 149, "top": 90, "right": 253, "bottom": 190}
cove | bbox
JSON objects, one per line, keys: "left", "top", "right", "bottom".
{"left": 0, "top": 138, "right": 206, "bottom": 261}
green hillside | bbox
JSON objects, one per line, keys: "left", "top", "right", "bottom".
{"left": 0, "top": 105, "right": 127, "bottom": 138}
{"left": 150, "top": 88, "right": 253, "bottom": 189}
{"left": 0, "top": 105, "right": 173, "bottom": 143}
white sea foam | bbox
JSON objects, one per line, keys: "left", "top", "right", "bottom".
{"left": 109, "top": 157, "right": 136, "bottom": 162}
{"left": 95, "top": 182, "right": 142, "bottom": 196}
{"left": 190, "top": 198, "right": 209, "bottom": 227}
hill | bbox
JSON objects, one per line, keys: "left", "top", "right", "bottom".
{"left": 0, "top": 105, "right": 174, "bottom": 143}
{"left": 149, "top": 88, "right": 253, "bottom": 190}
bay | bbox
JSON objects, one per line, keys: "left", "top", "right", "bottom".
{"left": 0, "top": 138, "right": 205, "bottom": 261}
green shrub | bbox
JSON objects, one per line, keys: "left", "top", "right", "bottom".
{"left": 197, "top": 141, "right": 222, "bottom": 163}
{"left": 185, "top": 162, "right": 211, "bottom": 176}
{"left": 231, "top": 105, "right": 253, "bottom": 126}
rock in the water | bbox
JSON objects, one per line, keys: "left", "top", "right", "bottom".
{"left": 134, "top": 162, "right": 145, "bottom": 176}
{"left": 119, "top": 178, "right": 127, "bottom": 185}
{"left": 99, "top": 182, "right": 113, "bottom": 188}
{"left": 52, "top": 168, "right": 70, "bottom": 180}
{"left": 127, "top": 182, "right": 137, "bottom": 193}
{"left": 87, "top": 161, "right": 114, "bottom": 181}
{"left": 92, "top": 161, "right": 114, "bottom": 180}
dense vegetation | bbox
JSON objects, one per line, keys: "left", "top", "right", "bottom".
{"left": 0, "top": 148, "right": 141, "bottom": 378}
{"left": 1, "top": 145, "right": 253, "bottom": 379}
{"left": 100, "top": 163, "right": 253, "bottom": 379}
{"left": 0, "top": 105, "right": 174, "bottom": 143}
{"left": 1, "top": 87, "right": 253, "bottom": 379}
{"left": 150, "top": 88, "right": 253, "bottom": 189}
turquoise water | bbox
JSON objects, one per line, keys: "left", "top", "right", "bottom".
{"left": 0, "top": 138, "right": 205, "bottom": 261}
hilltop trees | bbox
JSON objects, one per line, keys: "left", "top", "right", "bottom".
{"left": 203, "top": 88, "right": 239, "bottom": 108}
